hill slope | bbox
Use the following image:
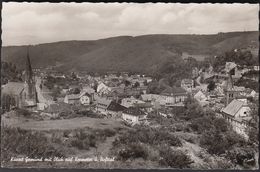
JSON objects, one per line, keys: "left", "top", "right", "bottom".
{"left": 1, "top": 31, "right": 258, "bottom": 73}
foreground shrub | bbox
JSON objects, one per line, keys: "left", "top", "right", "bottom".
{"left": 159, "top": 146, "right": 193, "bottom": 168}
{"left": 1, "top": 127, "right": 65, "bottom": 162}
{"left": 200, "top": 130, "right": 246, "bottom": 155}
{"left": 116, "top": 143, "right": 148, "bottom": 161}
{"left": 113, "top": 126, "right": 182, "bottom": 147}
{"left": 16, "top": 108, "right": 31, "bottom": 117}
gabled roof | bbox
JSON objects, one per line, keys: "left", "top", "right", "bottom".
{"left": 96, "top": 97, "right": 112, "bottom": 108}
{"left": 79, "top": 91, "right": 91, "bottom": 98}
{"left": 107, "top": 101, "right": 127, "bottom": 112}
{"left": 66, "top": 94, "right": 80, "bottom": 100}
{"left": 82, "top": 86, "right": 95, "bottom": 94}
{"left": 222, "top": 99, "right": 247, "bottom": 117}
{"left": 123, "top": 107, "right": 145, "bottom": 116}
{"left": 2, "top": 82, "right": 25, "bottom": 96}
{"left": 161, "top": 86, "right": 187, "bottom": 96}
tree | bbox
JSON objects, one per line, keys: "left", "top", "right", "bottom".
{"left": 247, "top": 103, "right": 259, "bottom": 146}
{"left": 143, "top": 79, "right": 148, "bottom": 86}
{"left": 213, "top": 118, "right": 229, "bottom": 132}
{"left": 71, "top": 72, "right": 78, "bottom": 80}
{"left": 124, "top": 80, "right": 131, "bottom": 87}
{"left": 207, "top": 80, "right": 216, "bottom": 92}
{"left": 159, "top": 146, "right": 193, "bottom": 168}
{"left": 133, "top": 82, "right": 140, "bottom": 88}
{"left": 1, "top": 94, "right": 16, "bottom": 112}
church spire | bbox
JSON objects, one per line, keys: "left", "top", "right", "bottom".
{"left": 25, "top": 46, "right": 33, "bottom": 84}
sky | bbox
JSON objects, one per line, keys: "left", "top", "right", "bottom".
{"left": 2, "top": 2, "right": 259, "bottom": 46}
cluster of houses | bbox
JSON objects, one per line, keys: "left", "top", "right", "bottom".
{"left": 35, "top": 61, "right": 260, "bottom": 136}
{"left": 2, "top": 49, "right": 259, "bottom": 139}
{"left": 61, "top": 77, "right": 190, "bottom": 125}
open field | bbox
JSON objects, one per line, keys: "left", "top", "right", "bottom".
{"left": 2, "top": 116, "right": 125, "bottom": 131}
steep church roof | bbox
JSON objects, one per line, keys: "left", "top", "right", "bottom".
{"left": 25, "top": 46, "right": 34, "bottom": 84}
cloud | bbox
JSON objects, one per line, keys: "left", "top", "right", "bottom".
{"left": 2, "top": 2, "right": 259, "bottom": 45}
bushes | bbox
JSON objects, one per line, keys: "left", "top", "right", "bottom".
{"left": 200, "top": 130, "right": 246, "bottom": 156}
{"left": 159, "top": 146, "right": 193, "bottom": 168}
{"left": 68, "top": 128, "right": 116, "bottom": 150}
{"left": 77, "top": 110, "right": 105, "bottom": 118}
{"left": 16, "top": 108, "right": 32, "bottom": 117}
{"left": 69, "top": 129, "right": 97, "bottom": 149}
{"left": 1, "top": 127, "right": 66, "bottom": 161}
{"left": 111, "top": 126, "right": 183, "bottom": 164}
{"left": 117, "top": 143, "right": 148, "bottom": 161}
{"left": 114, "top": 126, "right": 182, "bottom": 147}
{"left": 189, "top": 117, "right": 213, "bottom": 134}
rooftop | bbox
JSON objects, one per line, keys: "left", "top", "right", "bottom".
{"left": 222, "top": 99, "right": 248, "bottom": 117}
{"left": 161, "top": 86, "right": 187, "bottom": 96}
{"left": 66, "top": 94, "right": 80, "bottom": 100}
{"left": 107, "top": 101, "right": 127, "bottom": 112}
{"left": 2, "top": 82, "right": 25, "bottom": 96}
{"left": 123, "top": 107, "right": 146, "bottom": 116}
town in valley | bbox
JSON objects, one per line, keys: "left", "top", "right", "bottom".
{"left": 1, "top": 2, "right": 259, "bottom": 170}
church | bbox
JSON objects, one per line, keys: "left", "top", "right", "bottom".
{"left": 1, "top": 47, "right": 38, "bottom": 110}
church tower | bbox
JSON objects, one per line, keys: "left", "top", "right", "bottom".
{"left": 24, "top": 46, "right": 37, "bottom": 106}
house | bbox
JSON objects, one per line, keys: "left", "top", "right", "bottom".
{"left": 141, "top": 94, "right": 166, "bottom": 106}
{"left": 193, "top": 90, "right": 208, "bottom": 106}
{"left": 97, "top": 82, "right": 112, "bottom": 95}
{"left": 79, "top": 92, "right": 92, "bottom": 105}
{"left": 221, "top": 99, "right": 251, "bottom": 139}
{"left": 95, "top": 97, "right": 112, "bottom": 115}
{"left": 160, "top": 86, "right": 188, "bottom": 105}
{"left": 225, "top": 62, "right": 242, "bottom": 79}
{"left": 64, "top": 94, "right": 80, "bottom": 105}
{"left": 106, "top": 101, "right": 127, "bottom": 118}
{"left": 253, "top": 65, "right": 259, "bottom": 71}
{"left": 134, "top": 102, "right": 153, "bottom": 113}
{"left": 82, "top": 86, "right": 95, "bottom": 100}
{"left": 121, "top": 96, "right": 145, "bottom": 108}
{"left": 225, "top": 62, "right": 237, "bottom": 73}
{"left": 64, "top": 92, "right": 92, "bottom": 105}
{"left": 105, "top": 87, "right": 125, "bottom": 101}
{"left": 122, "top": 107, "right": 146, "bottom": 125}
{"left": 181, "top": 79, "right": 194, "bottom": 92}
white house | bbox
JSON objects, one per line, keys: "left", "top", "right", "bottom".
{"left": 141, "top": 87, "right": 187, "bottom": 107}
{"left": 160, "top": 87, "right": 188, "bottom": 106}
{"left": 253, "top": 65, "right": 259, "bottom": 71}
{"left": 97, "top": 82, "right": 112, "bottom": 95}
{"left": 122, "top": 107, "right": 146, "bottom": 125}
{"left": 194, "top": 90, "right": 208, "bottom": 106}
{"left": 64, "top": 92, "right": 92, "bottom": 105}
{"left": 221, "top": 99, "right": 252, "bottom": 139}
{"left": 79, "top": 92, "right": 92, "bottom": 105}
